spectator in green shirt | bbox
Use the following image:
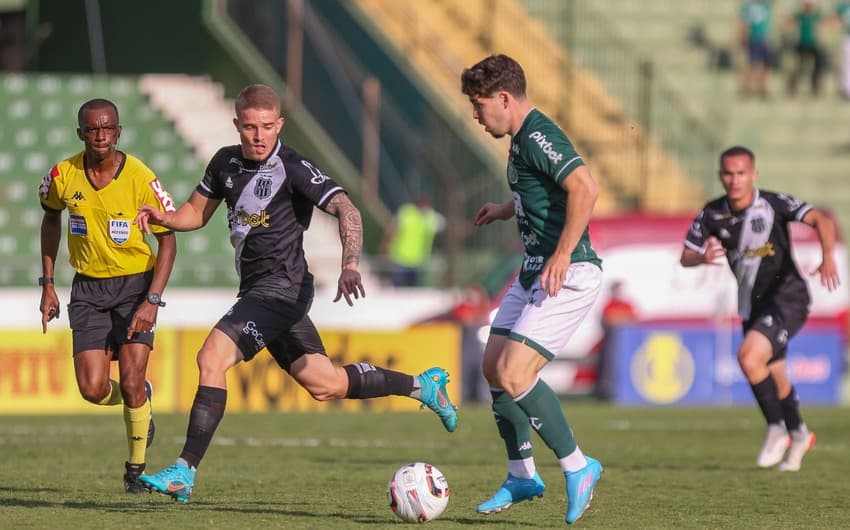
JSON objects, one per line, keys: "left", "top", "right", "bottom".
{"left": 785, "top": 0, "right": 827, "bottom": 97}
{"left": 738, "top": 0, "right": 775, "bottom": 98}
{"left": 834, "top": 1, "right": 850, "bottom": 98}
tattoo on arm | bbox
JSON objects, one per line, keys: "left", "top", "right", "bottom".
{"left": 326, "top": 193, "right": 362, "bottom": 267}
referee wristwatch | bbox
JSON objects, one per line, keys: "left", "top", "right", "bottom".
{"left": 146, "top": 292, "right": 166, "bottom": 307}
{"left": 38, "top": 276, "right": 55, "bottom": 286}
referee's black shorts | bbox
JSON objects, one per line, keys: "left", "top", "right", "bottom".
{"left": 68, "top": 270, "right": 155, "bottom": 356}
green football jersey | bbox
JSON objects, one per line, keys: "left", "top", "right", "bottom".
{"left": 508, "top": 108, "right": 601, "bottom": 289}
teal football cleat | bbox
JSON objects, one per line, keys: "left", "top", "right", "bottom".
{"left": 417, "top": 367, "right": 458, "bottom": 432}
{"left": 139, "top": 461, "right": 195, "bottom": 503}
{"left": 476, "top": 472, "right": 545, "bottom": 514}
{"left": 144, "top": 380, "right": 155, "bottom": 448}
{"left": 565, "top": 456, "right": 603, "bottom": 524}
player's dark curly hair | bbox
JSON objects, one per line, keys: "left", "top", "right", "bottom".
{"left": 461, "top": 54, "right": 527, "bottom": 98}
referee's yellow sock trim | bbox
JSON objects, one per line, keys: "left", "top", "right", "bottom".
{"left": 96, "top": 380, "right": 123, "bottom": 406}
{"left": 124, "top": 400, "right": 151, "bottom": 465}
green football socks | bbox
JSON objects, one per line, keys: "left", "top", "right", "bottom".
{"left": 491, "top": 389, "right": 534, "bottom": 460}
{"left": 515, "top": 378, "right": 577, "bottom": 458}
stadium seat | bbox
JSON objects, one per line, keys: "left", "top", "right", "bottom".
{"left": 0, "top": 73, "right": 228, "bottom": 287}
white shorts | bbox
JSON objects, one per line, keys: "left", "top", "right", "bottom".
{"left": 491, "top": 261, "right": 602, "bottom": 360}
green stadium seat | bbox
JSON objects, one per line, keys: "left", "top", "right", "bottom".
{"left": 0, "top": 72, "right": 225, "bottom": 287}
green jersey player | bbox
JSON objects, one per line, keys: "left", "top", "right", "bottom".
{"left": 461, "top": 54, "right": 603, "bottom": 524}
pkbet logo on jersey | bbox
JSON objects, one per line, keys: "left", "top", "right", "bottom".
{"left": 612, "top": 325, "right": 842, "bottom": 405}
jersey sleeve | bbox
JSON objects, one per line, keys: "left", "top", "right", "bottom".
{"left": 287, "top": 156, "right": 345, "bottom": 207}
{"left": 196, "top": 148, "right": 228, "bottom": 200}
{"left": 38, "top": 164, "right": 64, "bottom": 211}
{"left": 139, "top": 170, "right": 177, "bottom": 235}
{"left": 770, "top": 192, "right": 812, "bottom": 223}
{"left": 522, "top": 125, "right": 584, "bottom": 185}
{"left": 684, "top": 209, "right": 710, "bottom": 252}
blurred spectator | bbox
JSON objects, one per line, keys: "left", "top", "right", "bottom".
{"left": 595, "top": 280, "right": 637, "bottom": 400}
{"left": 0, "top": 10, "right": 27, "bottom": 71}
{"left": 381, "top": 195, "right": 445, "bottom": 287}
{"left": 833, "top": 1, "right": 850, "bottom": 98}
{"left": 738, "top": 0, "right": 775, "bottom": 98}
{"left": 785, "top": 0, "right": 828, "bottom": 98}
{"left": 451, "top": 284, "right": 493, "bottom": 403}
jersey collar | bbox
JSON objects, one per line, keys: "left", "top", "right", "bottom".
{"left": 723, "top": 187, "right": 760, "bottom": 213}
{"left": 513, "top": 107, "right": 537, "bottom": 138}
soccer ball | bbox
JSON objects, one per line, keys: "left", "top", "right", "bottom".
{"left": 387, "top": 462, "right": 450, "bottom": 523}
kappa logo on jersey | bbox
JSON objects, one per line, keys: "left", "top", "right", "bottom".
{"left": 778, "top": 328, "right": 789, "bottom": 345}
{"left": 109, "top": 219, "right": 131, "bottom": 244}
{"left": 254, "top": 176, "right": 273, "bottom": 199}
{"left": 225, "top": 176, "right": 234, "bottom": 189}
{"left": 528, "top": 131, "right": 564, "bottom": 164}
{"left": 300, "top": 159, "right": 330, "bottom": 184}
{"left": 751, "top": 217, "right": 766, "bottom": 233}
{"left": 518, "top": 441, "right": 532, "bottom": 451}
{"left": 761, "top": 315, "right": 774, "bottom": 328}
{"left": 230, "top": 207, "right": 270, "bottom": 228}
{"left": 38, "top": 165, "right": 59, "bottom": 200}
{"left": 149, "top": 178, "right": 176, "bottom": 212}
{"left": 718, "top": 228, "right": 731, "bottom": 239}
{"left": 71, "top": 191, "right": 85, "bottom": 201}
{"left": 510, "top": 142, "right": 520, "bottom": 154}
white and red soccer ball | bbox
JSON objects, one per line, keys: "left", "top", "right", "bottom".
{"left": 387, "top": 462, "right": 450, "bottom": 523}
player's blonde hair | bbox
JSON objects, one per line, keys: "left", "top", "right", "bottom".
{"left": 235, "top": 84, "right": 280, "bottom": 115}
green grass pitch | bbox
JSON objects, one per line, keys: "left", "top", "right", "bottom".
{"left": 1, "top": 403, "right": 848, "bottom": 529}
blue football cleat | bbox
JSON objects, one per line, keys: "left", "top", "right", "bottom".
{"left": 144, "top": 380, "right": 155, "bottom": 448}
{"left": 565, "top": 456, "right": 603, "bottom": 524}
{"left": 417, "top": 367, "right": 458, "bottom": 432}
{"left": 476, "top": 472, "right": 545, "bottom": 514}
{"left": 139, "top": 461, "right": 195, "bottom": 503}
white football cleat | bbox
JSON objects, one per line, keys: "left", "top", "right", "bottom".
{"left": 756, "top": 423, "right": 789, "bottom": 468}
{"left": 778, "top": 431, "right": 816, "bottom": 472}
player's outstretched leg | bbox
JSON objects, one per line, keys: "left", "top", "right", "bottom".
{"left": 139, "top": 461, "right": 195, "bottom": 503}
{"left": 145, "top": 380, "right": 155, "bottom": 448}
{"left": 417, "top": 367, "right": 458, "bottom": 432}
{"left": 779, "top": 429, "right": 816, "bottom": 472}
{"left": 476, "top": 472, "right": 545, "bottom": 514}
{"left": 123, "top": 462, "right": 149, "bottom": 494}
{"left": 756, "top": 423, "right": 789, "bottom": 468}
{"left": 565, "top": 456, "right": 603, "bottom": 524}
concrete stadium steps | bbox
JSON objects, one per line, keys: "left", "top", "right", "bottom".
{"left": 522, "top": 0, "right": 850, "bottom": 237}
{"left": 0, "top": 73, "right": 219, "bottom": 287}
{"left": 352, "top": 0, "right": 703, "bottom": 213}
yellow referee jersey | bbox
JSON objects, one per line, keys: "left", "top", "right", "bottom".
{"left": 38, "top": 151, "right": 176, "bottom": 278}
